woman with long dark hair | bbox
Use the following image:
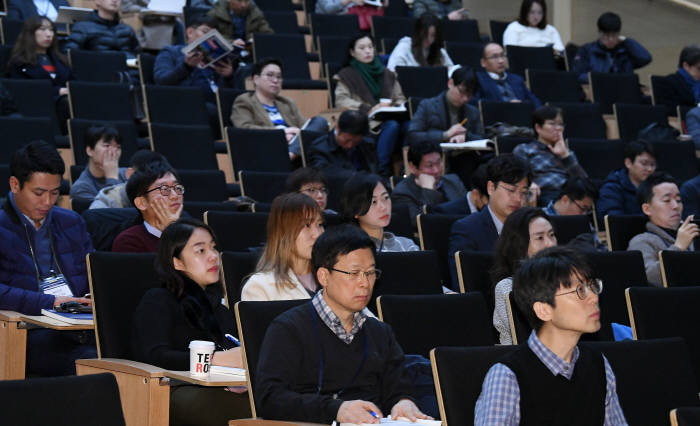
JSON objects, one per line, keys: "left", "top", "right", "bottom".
{"left": 132, "top": 218, "right": 250, "bottom": 425}
{"left": 334, "top": 34, "right": 407, "bottom": 177}
{"left": 7, "top": 15, "right": 73, "bottom": 132}
{"left": 491, "top": 207, "right": 556, "bottom": 344}
{"left": 387, "top": 13, "right": 454, "bottom": 71}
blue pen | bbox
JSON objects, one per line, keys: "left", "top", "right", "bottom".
{"left": 369, "top": 410, "right": 380, "bottom": 419}
{"left": 225, "top": 333, "right": 241, "bottom": 346}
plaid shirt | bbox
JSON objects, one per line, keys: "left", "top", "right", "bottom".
{"left": 474, "top": 331, "right": 628, "bottom": 426}
{"left": 513, "top": 141, "right": 588, "bottom": 194}
{"left": 311, "top": 291, "right": 368, "bottom": 344}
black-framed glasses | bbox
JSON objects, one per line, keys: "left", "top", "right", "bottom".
{"left": 572, "top": 199, "right": 593, "bottom": 215}
{"left": 329, "top": 267, "right": 382, "bottom": 282}
{"left": 144, "top": 184, "right": 185, "bottom": 197}
{"left": 555, "top": 279, "right": 603, "bottom": 300}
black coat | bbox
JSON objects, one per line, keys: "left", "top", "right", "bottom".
{"left": 64, "top": 11, "right": 139, "bottom": 56}
{"left": 7, "top": 52, "right": 73, "bottom": 99}
{"left": 308, "top": 130, "right": 380, "bottom": 177}
{"left": 655, "top": 71, "right": 696, "bottom": 116}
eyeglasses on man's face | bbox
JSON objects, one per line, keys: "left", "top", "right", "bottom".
{"left": 555, "top": 279, "right": 603, "bottom": 300}
{"left": 329, "top": 267, "right": 382, "bottom": 283}
{"left": 144, "top": 184, "right": 185, "bottom": 197}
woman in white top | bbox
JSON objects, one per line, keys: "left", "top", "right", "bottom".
{"left": 340, "top": 173, "right": 419, "bottom": 252}
{"left": 502, "top": 0, "right": 564, "bottom": 55}
{"left": 241, "top": 193, "right": 324, "bottom": 301}
{"left": 491, "top": 207, "right": 556, "bottom": 344}
{"left": 387, "top": 13, "right": 454, "bottom": 72}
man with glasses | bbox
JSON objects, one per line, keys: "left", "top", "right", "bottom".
{"left": 544, "top": 177, "right": 605, "bottom": 251}
{"left": 514, "top": 105, "right": 588, "bottom": 206}
{"left": 256, "top": 224, "right": 431, "bottom": 424}
{"left": 475, "top": 246, "right": 627, "bottom": 425}
{"left": 572, "top": 12, "right": 651, "bottom": 84}
{"left": 471, "top": 42, "right": 541, "bottom": 107}
{"left": 112, "top": 161, "right": 184, "bottom": 252}
{"left": 449, "top": 154, "right": 531, "bottom": 287}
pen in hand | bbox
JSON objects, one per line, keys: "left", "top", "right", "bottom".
{"left": 225, "top": 333, "right": 241, "bottom": 346}
{"left": 459, "top": 118, "right": 468, "bottom": 127}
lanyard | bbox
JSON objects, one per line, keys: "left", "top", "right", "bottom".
{"left": 310, "top": 303, "right": 368, "bottom": 399}
{"left": 23, "top": 222, "right": 65, "bottom": 287}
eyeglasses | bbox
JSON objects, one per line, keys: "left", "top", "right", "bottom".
{"left": 498, "top": 182, "right": 530, "bottom": 200}
{"left": 555, "top": 279, "right": 603, "bottom": 300}
{"left": 262, "top": 72, "right": 283, "bottom": 81}
{"left": 572, "top": 199, "right": 593, "bottom": 215}
{"left": 300, "top": 186, "right": 327, "bottom": 196}
{"left": 485, "top": 54, "right": 507, "bottom": 61}
{"left": 330, "top": 267, "right": 382, "bottom": 282}
{"left": 544, "top": 121, "right": 565, "bottom": 129}
{"left": 144, "top": 184, "right": 185, "bottom": 197}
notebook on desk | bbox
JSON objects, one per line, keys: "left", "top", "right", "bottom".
{"left": 339, "top": 417, "right": 441, "bottom": 426}
{"left": 40, "top": 309, "right": 93, "bottom": 325}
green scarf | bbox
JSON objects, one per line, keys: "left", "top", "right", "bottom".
{"left": 350, "top": 57, "right": 385, "bottom": 102}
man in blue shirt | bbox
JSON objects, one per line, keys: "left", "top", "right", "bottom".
{"left": 474, "top": 247, "right": 627, "bottom": 425}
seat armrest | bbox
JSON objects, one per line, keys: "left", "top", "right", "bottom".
{"left": 76, "top": 358, "right": 167, "bottom": 378}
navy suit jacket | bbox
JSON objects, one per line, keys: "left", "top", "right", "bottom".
{"left": 471, "top": 70, "right": 542, "bottom": 108}
{"left": 8, "top": 0, "right": 69, "bottom": 20}
{"left": 448, "top": 207, "right": 499, "bottom": 287}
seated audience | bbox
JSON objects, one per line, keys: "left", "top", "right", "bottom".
{"left": 542, "top": 176, "right": 597, "bottom": 217}
{"left": 335, "top": 34, "right": 407, "bottom": 176}
{"left": 64, "top": 0, "right": 140, "bottom": 58}
{"left": 597, "top": 140, "right": 656, "bottom": 219}
{"left": 655, "top": 45, "right": 700, "bottom": 116}
{"left": 154, "top": 14, "right": 234, "bottom": 134}
{"left": 432, "top": 163, "right": 489, "bottom": 215}
{"left": 242, "top": 193, "right": 324, "bottom": 301}
{"left": 412, "top": 0, "right": 466, "bottom": 20}
{"left": 572, "top": 11, "right": 651, "bottom": 83}
{"left": 208, "top": 0, "right": 273, "bottom": 46}
{"left": 471, "top": 42, "right": 542, "bottom": 107}
{"left": 341, "top": 173, "right": 418, "bottom": 252}
{"left": 387, "top": 14, "right": 454, "bottom": 72}
{"left": 131, "top": 218, "right": 250, "bottom": 426}
{"left": 69, "top": 125, "right": 127, "bottom": 201}
{"left": 684, "top": 105, "right": 700, "bottom": 150}
{"left": 8, "top": 0, "right": 69, "bottom": 21}
{"left": 406, "top": 66, "right": 485, "bottom": 185}
{"left": 491, "top": 207, "right": 556, "bottom": 344}
{"left": 513, "top": 105, "right": 588, "bottom": 205}
{"left": 628, "top": 171, "right": 698, "bottom": 286}
{"left": 232, "top": 58, "right": 306, "bottom": 159}
{"left": 255, "top": 224, "right": 431, "bottom": 424}
{"left": 391, "top": 141, "right": 467, "bottom": 226}
{"left": 502, "top": 0, "right": 564, "bottom": 55}
{"left": 475, "top": 247, "right": 626, "bottom": 424}
{"left": 284, "top": 167, "right": 335, "bottom": 214}
{"left": 90, "top": 150, "right": 167, "bottom": 209}
{"left": 7, "top": 16, "right": 73, "bottom": 133}
{"left": 308, "top": 110, "right": 379, "bottom": 177}
{"left": 681, "top": 172, "right": 700, "bottom": 218}
{"left": 0, "top": 141, "right": 95, "bottom": 376}
{"left": 112, "top": 160, "right": 184, "bottom": 252}
{"left": 448, "top": 154, "right": 531, "bottom": 285}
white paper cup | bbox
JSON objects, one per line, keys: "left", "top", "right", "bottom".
{"left": 189, "top": 340, "right": 215, "bottom": 378}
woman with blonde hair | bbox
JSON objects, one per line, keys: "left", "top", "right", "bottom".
{"left": 241, "top": 192, "right": 324, "bottom": 300}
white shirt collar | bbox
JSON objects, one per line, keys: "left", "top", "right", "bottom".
{"left": 487, "top": 204, "right": 504, "bottom": 235}
{"left": 143, "top": 221, "right": 162, "bottom": 238}
{"left": 466, "top": 192, "right": 478, "bottom": 214}
{"left": 487, "top": 71, "right": 507, "bottom": 80}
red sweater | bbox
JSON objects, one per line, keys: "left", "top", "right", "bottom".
{"left": 112, "top": 223, "right": 160, "bottom": 253}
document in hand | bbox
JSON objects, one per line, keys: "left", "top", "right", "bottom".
{"left": 41, "top": 309, "right": 93, "bottom": 325}
{"left": 181, "top": 29, "right": 234, "bottom": 69}
{"left": 340, "top": 417, "right": 442, "bottom": 426}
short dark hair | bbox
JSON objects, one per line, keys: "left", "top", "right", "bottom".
{"left": 470, "top": 163, "right": 488, "bottom": 195}
{"left": 407, "top": 141, "right": 442, "bottom": 168}
{"left": 85, "top": 125, "right": 121, "bottom": 150}
{"left": 339, "top": 173, "right": 387, "bottom": 225}
{"left": 186, "top": 14, "right": 217, "bottom": 30}
{"left": 337, "top": 110, "right": 369, "bottom": 136}
{"left": 624, "top": 140, "right": 655, "bottom": 162}
{"left": 486, "top": 154, "right": 532, "bottom": 187}
{"left": 679, "top": 45, "right": 700, "bottom": 68}
{"left": 126, "top": 160, "right": 179, "bottom": 205}
{"left": 481, "top": 42, "right": 503, "bottom": 59}
{"left": 597, "top": 12, "right": 621, "bottom": 33}
{"left": 557, "top": 177, "right": 598, "bottom": 202}
{"left": 156, "top": 218, "right": 219, "bottom": 297}
{"left": 636, "top": 171, "right": 677, "bottom": 207}
{"left": 10, "top": 141, "right": 65, "bottom": 188}
{"left": 311, "top": 223, "right": 376, "bottom": 275}
{"left": 450, "top": 66, "right": 479, "bottom": 96}
{"left": 532, "top": 105, "right": 563, "bottom": 130}
{"left": 518, "top": 0, "right": 547, "bottom": 29}
{"left": 252, "top": 58, "right": 283, "bottom": 77}
{"left": 128, "top": 150, "right": 166, "bottom": 171}
{"left": 491, "top": 207, "right": 553, "bottom": 283}
{"left": 513, "top": 246, "right": 593, "bottom": 331}
{"left": 344, "top": 34, "right": 376, "bottom": 67}
{"left": 285, "top": 167, "right": 328, "bottom": 192}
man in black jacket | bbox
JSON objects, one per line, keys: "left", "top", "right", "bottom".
{"left": 255, "top": 225, "right": 431, "bottom": 424}
{"left": 655, "top": 45, "right": 700, "bottom": 116}
{"left": 64, "top": 0, "right": 140, "bottom": 58}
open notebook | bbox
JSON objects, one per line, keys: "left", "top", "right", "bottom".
{"left": 339, "top": 417, "right": 441, "bottom": 426}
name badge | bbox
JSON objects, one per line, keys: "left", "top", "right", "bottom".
{"left": 39, "top": 273, "right": 73, "bottom": 297}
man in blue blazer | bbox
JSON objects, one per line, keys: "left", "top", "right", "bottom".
{"left": 448, "top": 154, "right": 532, "bottom": 288}
{"left": 8, "top": 0, "right": 69, "bottom": 21}
{"left": 471, "top": 42, "right": 542, "bottom": 108}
